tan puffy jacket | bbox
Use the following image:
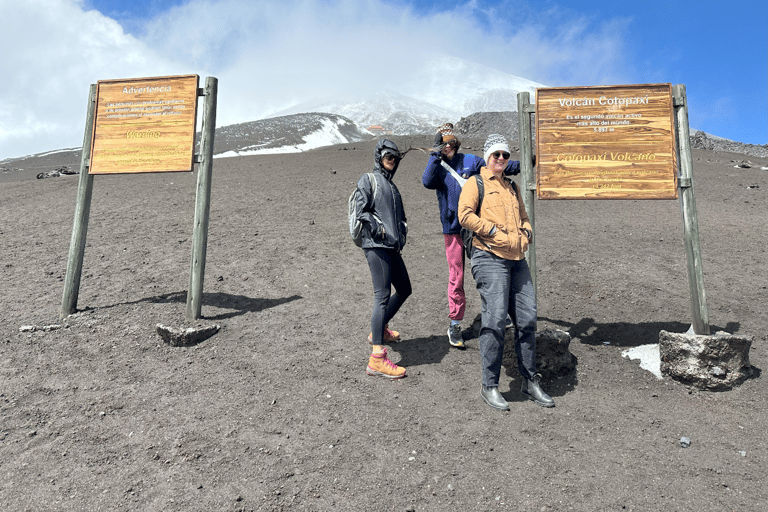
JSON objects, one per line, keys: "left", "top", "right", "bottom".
{"left": 458, "top": 167, "right": 532, "bottom": 261}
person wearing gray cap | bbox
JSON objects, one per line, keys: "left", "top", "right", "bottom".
{"left": 458, "top": 134, "right": 553, "bottom": 410}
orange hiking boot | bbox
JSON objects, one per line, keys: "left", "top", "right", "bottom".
{"left": 367, "top": 324, "right": 401, "bottom": 344}
{"left": 366, "top": 348, "right": 406, "bottom": 379}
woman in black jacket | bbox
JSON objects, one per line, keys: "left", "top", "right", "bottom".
{"left": 352, "top": 139, "right": 411, "bottom": 379}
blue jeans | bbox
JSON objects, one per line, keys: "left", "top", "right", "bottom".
{"left": 470, "top": 249, "right": 537, "bottom": 387}
{"left": 364, "top": 248, "right": 412, "bottom": 344}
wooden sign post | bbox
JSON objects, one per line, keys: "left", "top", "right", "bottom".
{"left": 61, "top": 75, "right": 218, "bottom": 321}
{"left": 517, "top": 83, "right": 709, "bottom": 334}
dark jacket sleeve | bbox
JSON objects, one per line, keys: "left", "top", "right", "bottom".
{"left": 504, "top": 160, "right": 521, "bottom": 175}
{"left": 422, "top": 154, "right": 446, "bottom": 190}
{"left": 355, "top": 174, "right": 383, "bottom": 239}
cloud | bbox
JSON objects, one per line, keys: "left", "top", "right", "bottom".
{"left": 1, "top": 0, "right": 634, "bottom": 159}
{"left": 138, "top": 0, "right": 632, "bottom": 122}
{"left": 0, "top": 0, "right": 184, "bottom": 158}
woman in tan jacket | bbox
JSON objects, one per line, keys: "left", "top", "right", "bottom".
{"left": 458, "top": 134, "right": 554, "bottom": 410}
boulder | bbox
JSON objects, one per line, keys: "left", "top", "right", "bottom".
{"left": 510, "top": 328, "right": 576, "bottom": 379}
{"left": 659, "top": 330, "right": 753, "bottom": 390}
{"left": 469, "top": 315, "right": 577, "bottom": 378}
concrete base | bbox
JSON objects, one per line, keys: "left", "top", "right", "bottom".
{"left": 659, "top": 330, "right": 753, "bottom": 390}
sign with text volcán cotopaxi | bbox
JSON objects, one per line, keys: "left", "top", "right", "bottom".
{"left": 89, "top": 75, "right": 199, "bottom": 174}
{"left": 536, "top": 83, "right": 678, "bottom": 200}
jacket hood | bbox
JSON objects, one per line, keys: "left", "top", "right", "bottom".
{"left": 374, "top": 139, "right": 401, "bottom": 179}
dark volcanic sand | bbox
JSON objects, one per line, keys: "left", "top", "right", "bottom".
{"left": 1, "top": 138, "right": 767, "bottom": 510}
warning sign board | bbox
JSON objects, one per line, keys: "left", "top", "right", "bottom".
{"left": 89, "top": 75, "right": 199, "bottom": 174}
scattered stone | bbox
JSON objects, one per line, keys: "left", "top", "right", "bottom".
{"left": 734, "top": 160, "right": 752, "bottom": 169}
{"left": 19, "top": 324, "right": 62, "bottom": 332}
{"left": 36, "top": 166, "right": 76, "bottom": 179}
{"left": 659, "top": 330, "right": 753, "bottom": 390}
{"left": 680, "top": 436, "right": 691, "bottom": 448}
{"left": 156, "top": 323, "right": 220, "bottom": 347}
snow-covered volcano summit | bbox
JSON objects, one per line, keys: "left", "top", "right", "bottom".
{"left": 267, "top": 56, "right": 545, "bottom": 136}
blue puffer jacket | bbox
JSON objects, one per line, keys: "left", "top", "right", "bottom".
{"left": 422, "top": 152, "right": 520, "bottom": 234}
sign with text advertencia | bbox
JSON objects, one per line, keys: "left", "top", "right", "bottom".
{"left": 89, "top": 75, "right": 199, "bottom": 174}
{"left": 536, "top": 83, "right": 677, "bottom": 199}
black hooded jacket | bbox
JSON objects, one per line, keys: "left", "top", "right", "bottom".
{"left": 353, "top": 139, "right": 408, "bottom": 251}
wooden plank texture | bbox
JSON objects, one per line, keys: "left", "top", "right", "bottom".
{"left": 89, "top": 75, "right": 199, "bottom": 174}
{"left": 536, "top": 84, "right": 677, "bottom": 200}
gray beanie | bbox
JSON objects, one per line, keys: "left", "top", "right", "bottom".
{"left": 483, "top": 133, "right": 510, "bottom": 163}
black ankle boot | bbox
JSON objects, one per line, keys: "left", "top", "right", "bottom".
{"left": 481, "top": 385, "right": 509, "bottom": 411}
{"left": 521, "top": 375, "right": 555, "bottom": 408}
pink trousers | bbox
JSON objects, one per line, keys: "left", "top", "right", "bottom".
{"left": 444, "top": 234, "right": 466, "bottom": 321}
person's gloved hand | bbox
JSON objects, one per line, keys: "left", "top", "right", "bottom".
{"left": 432, "top": 131, "right": 444, "bottom": 152}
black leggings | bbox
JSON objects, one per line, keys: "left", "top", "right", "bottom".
{"left": 364, "top": 248, "right": 412, "bottom": 344}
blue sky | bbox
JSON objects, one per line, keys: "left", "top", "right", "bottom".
{"left": 1, "top": 0, "right": 765, "bottom": 159}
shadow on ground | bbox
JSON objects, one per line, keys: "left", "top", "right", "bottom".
{"left": 539, "top": 316, "right": 741, "bottom": 347}
{"left": 86, "top": 291, "right": 302, "bottom": 320}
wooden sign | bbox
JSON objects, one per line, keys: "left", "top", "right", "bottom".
{"left": 536, "top": 83, "right": 677, "bottom": 199}
{"left": 89, "top": 75, "right": 199, "bottom": 174}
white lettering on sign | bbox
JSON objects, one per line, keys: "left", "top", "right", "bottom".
{"left": 122, "top": 85, "right": 172, "bottom": 94}
{"left": 558, "top": 95, "right": 650, "bottom": 108}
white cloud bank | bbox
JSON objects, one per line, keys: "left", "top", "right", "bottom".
{"left": 1, "top": 0, "right": 635, "bottom": 159}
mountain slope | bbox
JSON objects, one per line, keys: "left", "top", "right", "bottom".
{"left": 211, "top": 113, "right": 371, "bottom": 158}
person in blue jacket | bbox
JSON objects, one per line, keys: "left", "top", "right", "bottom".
{"left": 422, "top": 123, "right": 520, "bottom": 348}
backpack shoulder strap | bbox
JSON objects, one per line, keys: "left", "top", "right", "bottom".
{"left": 474, "top": 174, "right": 484, "bottom": 214}
{"left": 440, "top": 159, "right": 468, "bottom": 187}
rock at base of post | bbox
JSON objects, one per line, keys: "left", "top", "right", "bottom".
{"left": 659, "top": 330, "right": 754, "bottom": 390}
{"left": 504, "top": 328, "right": 577, "bottom": 379}
{"left": 156, "top": 323, "right": 220, "bottom": 347}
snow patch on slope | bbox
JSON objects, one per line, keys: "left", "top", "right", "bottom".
{"left": 214, "top": 117, "right": 368, "bottom": 157}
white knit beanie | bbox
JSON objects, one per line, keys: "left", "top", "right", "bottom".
{"left": 483, "top": 133, "right": 510, "bottom": 163}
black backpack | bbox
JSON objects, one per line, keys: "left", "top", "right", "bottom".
{"left": 460, "top": 174, "right": 518, "bottom": 259}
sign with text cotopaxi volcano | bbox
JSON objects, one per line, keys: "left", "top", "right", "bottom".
{"left": 89, "top": 75, "right": 199, "bottom": 174}
{"left": 536, "top": 83, "right": 677, "bottom": 200}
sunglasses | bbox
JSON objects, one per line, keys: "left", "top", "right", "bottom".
{"left": 491, "top": 151, "right": 510, "bottom": 160}
{"left": 382, "top": 154, "right": 398, "bottom": 162}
